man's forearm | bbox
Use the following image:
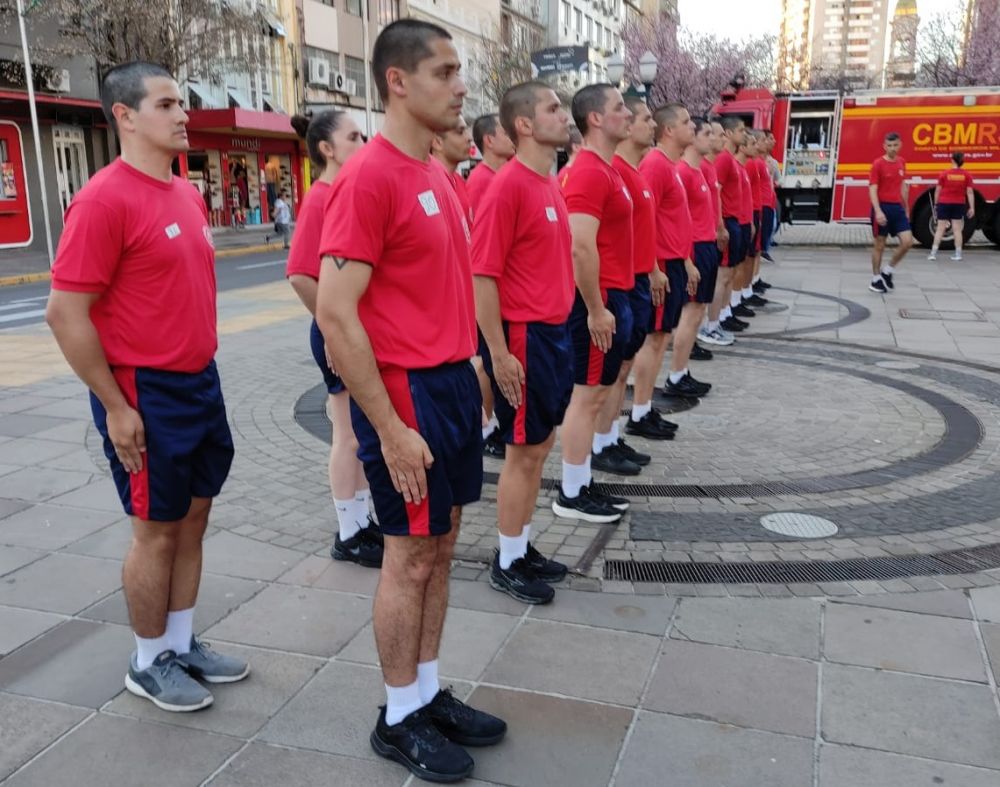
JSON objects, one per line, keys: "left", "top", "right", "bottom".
{"left": 48, "top": 317, "right": 128, "bottom": 412}
{"left": 289, "top": 275, "right": 319, "bottom": 315}
{"left": 473, "top": 276, "right": 507, "bottom": 358}
{"left": 573, "top": 244, "right": 603, "bottom": 312}
{"left": 902, "top": 185, "right": 910, "bottom": 212}
{"left": 869, "top": 185, "right": 881, "bottom": 212}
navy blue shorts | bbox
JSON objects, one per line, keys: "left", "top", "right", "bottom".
{"left": 91, "top": 362, "right": 234, "bottom": 522}
{"left": 310, "top": 319, "right": 345, "bottom": 395}
{"left": 624, "top": 274, "right": 652, "bottom": 360}
{"left": 936, "top": 203, "right": 966, "bottom": 221}
{"left": 569, "top": 288, "right": 633, "bottom": 386}
{"left": 724, "top": 217, "right": 746, "bottom": 266}
{"left": 762, "top": 206, "right": 775, "bottom": 253}
{"left": 752, "top": 210, "right": 762, "bottom": 255}
{"left": 482, "top": 321, "right": 573, "bottom": 445}
{"left": 654, "top": 260, "right": 686, "bottom": 333}
{"left": 476, "top": 328, "right": 488, "bottom": 358}
{"left": 690, "top": 242, "right": 720, "bottom": 304}
{"left": 351, "top": 362, "right": 483, "bottom": 537}
{"left": 872, "top": 202, "right": 910, "bottom": 238}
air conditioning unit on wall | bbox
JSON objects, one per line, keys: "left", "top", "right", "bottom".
{"left": 333, "top": 71, "right": 346, "bottom": 92}
{"left": 45, "top": 68, "right": 71, "bottom": 93}
{"left": 307, "top": 57, "right": 330, "bottom": 87}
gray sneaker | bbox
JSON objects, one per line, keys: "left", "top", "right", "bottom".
{"left": 176, "top": 637, "right": 250, "bottom": 684}
{"left": 125, "top": 650, "right": 214, "bottom": 712}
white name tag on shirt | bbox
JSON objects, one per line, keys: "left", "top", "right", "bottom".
{"left": 545, "top": 206, "right": 558, "bottom": 222}
{"left": 622, "top": 186, "right": 632, "bottom": 201}
{"left": 164, "top": 223, "right": 181, "bottom": 239}
{"left": 643, "top": 189, "right": 651, "bottom": 199}
{"left": 417, "top": 190, "right": 440, "bottom": 216}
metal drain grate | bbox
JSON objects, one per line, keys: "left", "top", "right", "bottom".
{"left": 604, "top": 543, "right": 1000, "bottom": 584}
{"left": 898, "top": 308, "right": 985, "bottom": 322}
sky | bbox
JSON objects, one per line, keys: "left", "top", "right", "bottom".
{"left": 677, "top": 0, "right": 961, "bottom": 42}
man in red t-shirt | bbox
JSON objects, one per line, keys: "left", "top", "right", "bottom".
{"left": 594, "top": 95, "right": 671, "bottom": 470}
{"left": 432, "top": 114, "right": 473, "bottom": 225}
{"left": 316, "top": 20, "right": 504, "bottom": 781}
{"left": 929, "top": 151, "right": 975, "bottom": 261}
{"left": 868, "top": 131, "right": 914, "bottom": 293}
{"left": 46, "top": 63, "right": 245, "bottom": 714}
{"left": 729, "top": 136, "right": 758, "bottom": 322}
{"left": 472, "top": 81, "right": 575, "bottom": 605}
{"left": 711, "top": 115, "right": 751, "bottom": 335}
{"left": 697, "top": 118, "right": 734, "bottom": 347}
{"left": 468, "top": 114, "right": 514, "bottom": 216}
{"left": 552, "top": 83, "right": 634, "bottom": 524}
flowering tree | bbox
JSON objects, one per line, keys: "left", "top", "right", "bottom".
{"left": 916, "top": 0, "right": 1000, "bottom": 87}
{"left": 620, "top": 13, "right": 775, "bottom": 114}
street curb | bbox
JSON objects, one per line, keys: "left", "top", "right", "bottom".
{"left": 216, "top": 243, "right": 285, "bottom": 258}
{"left": 0, "top": 271, "right": 51, "bottom": 288}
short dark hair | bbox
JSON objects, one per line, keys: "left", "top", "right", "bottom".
{"left": 692, "top": 115, "right": 711, "bottom": 134}
{"left": 720, "top": 114, "right": 744, "bottom": 132}
{"left": 652, "top": 102, "right": 686, "bottom": 140}
{"left": 885, "top": 131, "right": 901, "bottom": 142}
{"left": 291, "top": 111, "right": 346, "bottom": 171}
{"left": 571, "top": 83, "right": 613, "bottom": 136}
{"left": 100, "top": 62, "right": 173, "bottom": 134}
{"left": 472, "top": 114, "right": 499, "bottom": 154}
{"left": 499, "top": 81, "right": 549, "bottom": 142}
{"left": 953, "top": 151, "right": 965, "bottom": 167}
{"left": 624, "top": 94, "right": 647, "bottom": 117}
{"left": 372, "top": 19, "right": 452, "bottom": 103}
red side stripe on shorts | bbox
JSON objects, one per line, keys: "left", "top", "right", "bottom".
{"left": 507, "top": 323, "right": 529, "bottom": 444}
{"left": 382, "top": 368, "right": 430, "bottom": 537}
{"left": 113, "top": 367, "right": 150, "bottom": 521}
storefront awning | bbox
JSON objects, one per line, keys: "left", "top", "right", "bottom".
{"left": 187, "top": 81, "right": 219, "bottom": 109}
{"left": 227, "top": 88, "right": 253, "bottom": 110}
{"left": 0, "top": 90, "right": 102, "bottom": 109}
{"left": 185, "top": 108, "right": 299, "bottom": 139}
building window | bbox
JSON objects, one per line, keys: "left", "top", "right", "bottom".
{"left": 501, "top": 13, "right": 511, "bottom": 46}
{"left": 378, "top": 0, "right": 400, "bottom": 25}
{"left": 575, "top": 8, "right": 582, "bottom": 34}
{"left": 561, "top": 0, "right": 570, "bottom": 25}
{"left": 586, "top": 16, "right": 592, "bottom": 41}
{"left": 346, "top": 0, "right": 362, "bottom": 15}
{"left": 345, "top": 55, "right": 367, "bottom": 98}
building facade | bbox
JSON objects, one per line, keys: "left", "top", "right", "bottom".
{"left": 543, "top": 0, "right": 623, "bottom": 93}
{"left": 885, "top": 0, "right": 918, "bottom": 87}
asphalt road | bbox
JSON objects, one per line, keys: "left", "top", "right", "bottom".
{"left": 0, "top": 249, "right": 290, "bottom": 330}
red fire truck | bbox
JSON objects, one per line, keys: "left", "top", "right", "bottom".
{"left": 712, "top": 86, "right": 1000, "bottom": 248}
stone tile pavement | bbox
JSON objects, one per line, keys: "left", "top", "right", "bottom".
{"left": 1, "top": 244, "right": 1000, "bottom": 784}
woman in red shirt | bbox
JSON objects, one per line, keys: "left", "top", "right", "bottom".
{"left": 929, "top": 151, "right": 975, "bottom": 261}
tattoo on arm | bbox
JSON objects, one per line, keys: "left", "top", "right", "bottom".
{"left": 333, "top": 257, "right": 349, "bottom": 270}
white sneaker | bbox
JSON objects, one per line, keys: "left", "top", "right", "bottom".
{"left": 719, "top": 328, "right": 736, "bottom": 343}
{"left": 950, "top": 252, "right": 962, "bottom": 261}
{"left": 698, "top": 327, "right": 734, "bottom": 346}
{"left": 927, "top": 251, "right": 937, "bottom": 260}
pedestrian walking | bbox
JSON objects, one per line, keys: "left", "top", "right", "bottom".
{"left": 929, "top": 151, "right": 975, "bottom": 261}
{"left": 868, "top": 131, "right": 914, "bottom": 293}
{"left": 272, "top": 190, "right": 291, "bottom": 249}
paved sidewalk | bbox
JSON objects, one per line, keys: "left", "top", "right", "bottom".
{"left": 2, "top": 245, "right": 1000, "bottom": 785}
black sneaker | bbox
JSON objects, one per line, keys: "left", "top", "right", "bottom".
{"left": 869, "top": 277, "right": 888, "bottom": 294}
{"left": 745, "top": 294, "right": 769, "bottom": 307}
{"left": 590, "top": 483, "right": 630, "bottom": 511}
{"left": 615, "top": 438, "right": 650, "bottom": 466}
{"left": 525, "top": 542, "right": 569, "bottom": 582}
{"left": 664, "top": 373, "right": 712, "bottom": 398}
{"left": 592, "top": 446, "right": 642, "bottom": 476}
{"left": 625, "top": 411, "right": 676, "bottom": 441}
{"left": 732, "top": 303, "right": 756, "bottom": 318}
{"left": 552, "top": 485, "right": 622, "bottom": 523}
{"left": 758, "top": 279, "right": 773, "bottom": 289}
{"left": 752, "top": 280, "right": 767, "bottom": 294}
{"left": 331, "top": 522, "right": 384, "bottom": 568}
{"left": 490, "top": 551, "right": 555, "bottom": 604}
{"left": 720, "top": 316, "right": 747, "bottom": 332}
{"left": 370, "top": 706, "right": 474, "bottom": 783}
{"left": 690, "top": 343, "right": 713, "bottom": 361}
{"left": 881, "top": 270, "right": 894, "bottom": 290}
{"left": 761, "top": 252, "right": 774, "bottom": 262}
{"left": 425, "top": 687, "right": 508, "bottom": 747}
{"left": 483, "top": 430, "right": 506, "bottom": 458}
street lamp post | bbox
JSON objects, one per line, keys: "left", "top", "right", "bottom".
{"left": 605, "top": 51, "right": 658, "bottom": 102}
{"left": 638, "top": 50, "right": 658, "bottom": 96}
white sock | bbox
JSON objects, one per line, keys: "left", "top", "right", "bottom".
{"left": 165, "top": 608, "right": 195, "bottom": 655}
{"left": 498, "top": 528, "right": 528, "bottom": 570}
{"left": 721, "top": 305, "right": 732, "bottom": 319}
{"left": 417, "top": 660, "right": 440, "bottom": 706}
{"left": 631, "top": 401, "right": 652, "bottom": 421}
{"left": 742, "top": 287, "right": 753, "bottom": 298}
{"left": 592, "top": 430, "right": 614, "bottom": 454}
{"left": 482, "top": 424, "right": 495, "bottom": 439}
{"left": 669, "top": 369, "right": 687, "bottom": 384}
{"left": 609, "top": 421, "right": 620, "bottom": 443}
{"left": 355, "top": 488, "right": 371, "bottom": 510}
{"left": 730, "top": 292, "right": 741, "bottom": 307}
{"left": 880, "top": 263, "right": 894, "bottom": 275}
{"left": 930, "top": 245, "right": 938, "bottom": 253}
{"left": 708, "top": 320, "right": 720, "bottom": 332}
{"left": 562, "top": 459, "right": 590, "bottom": 498}
{"left": 334, "top": 497, "right": 363, "bottom": 541}
{"left": 385, "top": 680, "right": 423, "bottom": 725}
{"left": 135, "top": 632, "right": 172, "bottom": 671}
{"left": 872, "top": 274, "right": 883, "bottom": 283}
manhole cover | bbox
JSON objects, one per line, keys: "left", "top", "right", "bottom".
{"left": 875, "top": 360, "right": 921, "bottom": 370}
{"left": 760, "top": 513, "right": 839, "bottom": 538}
{"left": 898, "top": 309, "right": 985, "bottom": 322}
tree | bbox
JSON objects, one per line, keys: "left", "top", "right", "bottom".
{"left": 916, "top": 0, "right": 1000, "bottom": 87}
{"left": 1, "top": 0, "right": 268, "bottom": 83}
{"left": 474, "top": 21, "right": 539, "bottom": 114}
{"left": 620, "top": 13, "right": 775, "bottom": 114}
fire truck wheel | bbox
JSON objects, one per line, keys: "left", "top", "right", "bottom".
{"left": 911, "top": 201, "right": 936, "bottom": 249}
{"left": 984, "top": 217, "right": 999, "bottom": 247}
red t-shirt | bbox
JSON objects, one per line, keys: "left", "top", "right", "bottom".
{"left": 450, "top": 170, "right": 473, "bottom": 226}
{"left": 319, "top": 134, "right": 476, "bottom": 370}
{"left": 937, "top": 167, "right": 973, "bottom": 205}
{"left": 561, "top": 149, "right": 634, "bottom": 290}
{"left": 640, "top": 149, "right": 692, "bottom": 262}
{"left": 678, "top": 159, "right": 717, "bottom": 244}
{"left": 714, "top": 149, "right": 743, "bottom": 220}
{"left": 612, "top": 154, "right": 656, "bottom": 275}
{"left": 465, "top": 161, "right": 497, "bottom": 218}
{"left": 285, "top": 180, "right": 330, "bottom": 280}
{"left": 51, "top": 159, "right": 217, "bottom": 373}
{"left": 737, "top": 161, "right": 754, "bottom": 224}
{"left": 748, "top": 158, "right": 765, "bottom": 211}
{"left": 870, "top": 156, "right": 907, "bottom": 204}
{"left": 757, "top": 158, "right": 776, "bottom": 209}
{"left": 471, "top": 157, "right": 574, "bottom": 324}
{"left": 700, "top": 157, "right": 721, "bottom": 227}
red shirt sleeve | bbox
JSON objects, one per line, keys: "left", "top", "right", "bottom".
{"left": 869, "top": 158, "right": 883, "bottom": 186}
{"left": 50, "top": 198, "right": 125, "bottom": 294}
{"left": 318, "top": 172, "right": 387, "bottom": 267}
{"left": 286, "top": 189, "right": 323, "bottom": 279}
{"left": 471, "top": 178, "right": 517, "bottom": 279}
{"left": 563, "top": 164, "right": 611, "bottom": 220}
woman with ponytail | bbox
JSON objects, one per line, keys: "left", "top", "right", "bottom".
{"left": 286, "top": 111, "right": 383, "bottom": 566}
{"left": 929, "top": 151, "right": 975, "bottom": 261}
